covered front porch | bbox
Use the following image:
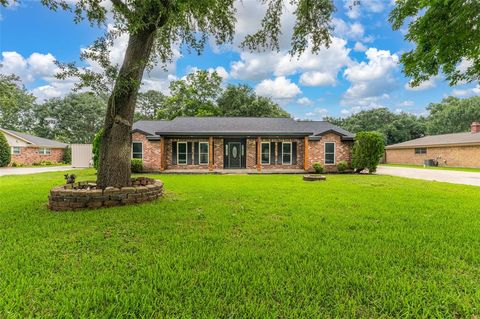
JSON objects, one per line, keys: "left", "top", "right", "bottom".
{"left": 153, "top": 168, "right": 307, "bottom": 174}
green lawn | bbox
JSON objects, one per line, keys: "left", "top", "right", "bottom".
{"left": 380, "top": 163, "right": 480, "bottom": 173}
{"left": 1, "top": 170, "right": 480, "bottom": 317}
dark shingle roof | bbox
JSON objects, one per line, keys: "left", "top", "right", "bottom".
{"left": 1, "top": 128, "right": 68, "bottom": 148}
{"left": 132, "top": 120, "right": 171, "bottom": 135}
{"left": 132, "top": 117, "right": 354, "bottom": 139}
{"left": 386, "top": 132, "right": 480, "bottom": 149}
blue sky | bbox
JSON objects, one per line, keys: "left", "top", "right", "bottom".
{"left": 1, "top": 0, "right": 478, "bottom": 119}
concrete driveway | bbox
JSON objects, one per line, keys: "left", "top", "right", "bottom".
{"left": 0, "top": 166, "right": 80, "bottom": 177}
{"left": 376, "top": 166, "right": 480, "bottom": 186}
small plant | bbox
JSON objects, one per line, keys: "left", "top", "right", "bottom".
{"left": 32, "top": 162, "right": 41, "bottom": 166}
{"left": 11, "top": 161, "right": 20, "bottom": 167}
{"left": 131, "top": 158, "right": 143, "bottom": 173}
{"left": 0, "top": 132, "right": 10, "bottom": 167}
{"left": 312, "top": 162, "right": 324, "bottom": 174}
{"left": 64, "top": 174, "right": 76, "bottom": 184}
{"left": 337, "top": 161, "right": 349, "bottom": 173}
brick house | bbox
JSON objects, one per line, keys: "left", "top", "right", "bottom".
{"left": 0, "top": 128, "right": 68, "bottom": 165}
{"left": 385, "top": 122, "right": 480, "bottom": 168}
{"left": 131, "top": 117, "right": 354, "bottom": 172}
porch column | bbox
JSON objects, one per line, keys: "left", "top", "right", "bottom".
{"left": 209, "top": 136, "right": 214, "bottom": 171}
{"left": 159, "top": 137, "right": 165, "bottom": 172}
{"left": 304, "top": 136, "right": 309, "bottom": 171}
{"left": 256, "top": 136, "right": 261, "bottom": 172}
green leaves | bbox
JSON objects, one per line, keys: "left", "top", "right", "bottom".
{"left": 351, "top": 131, "right": 385, "bottom": 173}
{"left": 0, "top": 132, "right": 11, "bottom": 167}
{"left": 390, "top": 0, "right": 480, "bottom": 86}
{"left": 0, "top": 74, "right": 36, "bottom": 132}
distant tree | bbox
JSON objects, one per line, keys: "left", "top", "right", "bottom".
{"left": 0, "top": 74, "right": 36, "bottom": 131}
{"left": 92, "top": 129, "right": 104, "bottom": 171}
{"left": 135, "top": 90, "right": 166, "bottom": 121}
{"left": 0, "top": 132, "right": 11, "bottom": 167}
{"left": 383, "top": 113, "right": 426, "bottom": 145}
{"left": 32, "top": 93, "right": 107, "bottom": 144}
{"left": 159, "top": 71, "right": 223, "bottom": 120}
{"left": 325, "top": 108, "right": 425, "bottom": 145}
{"left": 390, "top": 0, "right": 480, "bottom": 87}
{"left": 425, "top": 96, "right": 480, "bottom": 135}
{"left": 351, "top": 131, "right": 385, "bottom": 173}
{"left": 217, "top": 84, "right": 290, "bottom": 118}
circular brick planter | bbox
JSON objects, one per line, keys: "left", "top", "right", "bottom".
{"left": 48, "top": 177, "right": 163, "bottom": 211}
{"left": 303, "top": 174, "right": 326, "bottom": 181}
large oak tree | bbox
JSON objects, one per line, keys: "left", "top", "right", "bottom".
{"left": 2, "top": 0, "right": 335, "bottom": 187}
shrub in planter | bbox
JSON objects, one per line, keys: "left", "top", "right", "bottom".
{"left": 337, "top": 160, "right": 349, "bottom": 173}
{"left": 131, "top": 158, "right": 143, "bottom": 173}
{"left": 63, "top": 146, "right": 72, "bottom": 164}
{"left": 352, "top": 131, "right": 385, "bottom": 173}
{"left": 312, "top": 162, "right": 324, "bottom": 174}
{"left": 0, "top": 132, "right": 11, "bottom": 167}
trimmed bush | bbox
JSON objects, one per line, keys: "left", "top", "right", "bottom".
{"left": 312, "top": 162, "right": 324, "bottom": 174}
{"left": 0, "top": 132, "right": 11, "bottom": 167}
{"left": 63, "top": 146, "right": 72, "bottom": 164}
{"left": 351, "top": 131, "right": 385, "bottom": 173}
{"left": 131, "top": 158, "right": 143, "bottom": 173}
{"left": 337, "top": 160, "right": 349, "bottom": 173}
{"left": 92, "top": 128, "right": 104, "bottom": 170}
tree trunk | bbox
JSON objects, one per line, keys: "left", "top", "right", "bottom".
{"left": 97, "top": 28, "right": 156, "bottom": 188}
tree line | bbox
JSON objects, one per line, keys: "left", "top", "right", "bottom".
{"left": 0, "top": 71, "right": 288, "bottom": 144}
{"left": 325, "top": 96, "right": 480, "bottom": 145}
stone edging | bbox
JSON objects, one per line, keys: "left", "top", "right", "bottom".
{"left": 48, "top": 179, "right": 163, "bottom": 211}
{"left": 303, "top": 174, "right": 326, "bottom": 181}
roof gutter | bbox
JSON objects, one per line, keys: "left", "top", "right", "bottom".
{"left": 154, "top": 132, "right": 313, "bottom": 137}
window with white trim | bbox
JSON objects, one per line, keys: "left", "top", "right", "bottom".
{"left": 199, "top": 142, "right": 209, "bottom": 165}
{"left": 261, "top": 142, "right": 270, "bottom": 164}
{"left": 38, "top": 148, "right": 51, "bottom": 155}
{"left": 415, "top": 148, "right": 427, "bottom": 155}
{"left": 11, "top": 146, "right": 21, "bottom": 155}
{"left": 324, "top": 142, "right": 335, "bottom": 164}
{"left": 282, "top": 142, "right": 292, "bottom": 164}
{"left": 132, "top": 142, "right": 143, "bottom": 159}
{"left": 177, "top": 142, "right": 187, "bottom": 165}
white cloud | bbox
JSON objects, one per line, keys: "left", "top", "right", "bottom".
{"left": 332, "top": 18, "right": 365, "bottom": 40}
{"left": 305, "top": 108, "right": 328, "bottom": 119}
{"left": 340, "top": 103, "right": 385, "bottom": 116}
{"left": 209, "top": 66, "right": 229, "bottom": 80}
{"left": 297, "top": 97, "right": 313, "bottom": 106}
{"left": 353, "top": 42, "right": 367, "bottom": 52}
{"left": 231, "top": 37, "right": 351, "bottom": 87}
{"left": 342, "top": 48, "right": 399, "bottom": 106}
{"left": 255, "top": 76, "right": 301, "bottom": 99}
{"left": 299, "top": 71, "right": 336, "bottom": 86}
{"left": 452, "top": 85, "right": 480, "bottom": 97}
{"left": 344, "top": 0, "right": 387, "bottom": 19}
{"left": 398, "top": 100, "right": 414, "bottom": 107}
{"left": 404, "top": 77, "right": 438, "bottom": 91}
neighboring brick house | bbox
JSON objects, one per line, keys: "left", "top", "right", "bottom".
{"left": 0, "top": 128, "right": 68, "bottom": 165}
{"left": 385, "top": 122, "right": 480, "bottom": 168}
{"left": 131, "top": 117, "right": 354, "bottom": 172}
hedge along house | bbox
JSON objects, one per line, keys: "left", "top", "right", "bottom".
{"left": 385, "top": 122, "right": 480, "bottom": 168}
{"left": 0, "top": 128, "right": 68, "bottom": 165}
{"left": 131, "top": 117, "right": 354, "bottom": 172}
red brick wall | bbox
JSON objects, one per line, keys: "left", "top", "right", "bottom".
{"left": 132, "top": 132, "right": 162, "bottom": 171}
{"left": 386, "top": 145, "right": 480, "bottom": 168}
{"left": 11, "top": 147, "right": 64, "bottom": 165}
{"left": 307, "top": 133, "right": 353, "bottom": 172}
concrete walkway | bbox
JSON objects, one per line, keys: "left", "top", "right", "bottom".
{"left": 0, "top": 166, "right": 80, "bottom": 177}
{"left": 376, "top": 166, "right": 480, "bottom": 186}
